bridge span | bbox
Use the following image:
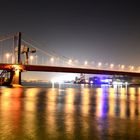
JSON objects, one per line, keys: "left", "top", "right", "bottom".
{"left": 1, "top": 63, "right": 140, "bottom": 77}
{"left": 24, "top": 65, "right": 140, "bottom": 77}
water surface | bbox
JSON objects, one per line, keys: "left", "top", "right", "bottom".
{"left": 0, "top": 86, "right": 140, "bottom": 140}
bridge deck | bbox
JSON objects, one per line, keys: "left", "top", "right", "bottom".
{"left": 0, "top": 63, "right": 140, "bottom": 77}
{"left": 24, "top": 65, "right": 140, "bottom": 77}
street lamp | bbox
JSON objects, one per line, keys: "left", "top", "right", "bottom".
{"left": 130, "top": 66, "right": 134, "bottom": 71}
{"left": 98, "top": 62, "right": 102, "bottom": 68}
{"left": 110, "top": 63, "right": 114, "bottom": 69}
{"left": 68, "top": 59, "right": 72, "bottom": 65}
{"left": 84, "top": 61, "right": 88, "bottom": 66}
{"left": 30, "top": 55, "right": 34, "bottom": 64}
{"left": 50, "top": 57, "right": 54, "bottom": 62}
{"left": 121, "top": 65, "right": 125, "bottom": 70}
{"left": 6, "top": 53, "right": 10, "bottom": 63}
{"left": 50, "top": 57, "right": 55, "bottom": 66}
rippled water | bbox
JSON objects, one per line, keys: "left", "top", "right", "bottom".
{"left": 1, "top": 85, "right": 140, "bottom": 140}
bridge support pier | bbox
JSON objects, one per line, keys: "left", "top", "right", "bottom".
{"left": 10, "top": 65, "right": 23, "bottom": 87}
{"left": 11, "top": 69, "right": 22, "bottom": 87}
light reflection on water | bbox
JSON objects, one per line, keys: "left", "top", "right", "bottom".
{"left": 0, "top": 86, "right": 140, "bottom": 139}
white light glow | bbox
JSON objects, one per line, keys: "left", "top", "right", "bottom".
{"left": 30, "top": 55, "right": 34, "bottom": 60}
{"left": 51, "top": 73, "right": 77, "bottom": 83}
{"left": 98, "top": 62, "right": 102, "bottom": 67}
{"left": 110, "top": 63, "right": 114, "bottom": 69}
{"left": 84, "top": 61, "right": 88, "bottom": 65}
{"left": 50, "top": 57, "right": 54, "bottom": 62}
{"left": 121, "top": 65, "right": 125, "bottom": 70}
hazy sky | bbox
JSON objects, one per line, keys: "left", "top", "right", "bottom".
{"left": 0, "top": 0, "right": 140, "bottom": 66}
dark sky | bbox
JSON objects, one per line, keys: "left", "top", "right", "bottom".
{"left": 0, "top": 0, "right": 140, "bottom": 66}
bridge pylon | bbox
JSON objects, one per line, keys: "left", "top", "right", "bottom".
{"left": 10, "top": 32, "right": 22, "bottom": 87}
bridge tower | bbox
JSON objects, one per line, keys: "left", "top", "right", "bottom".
{"left": 10, "top": 32, "right": 22, "bottom": 86}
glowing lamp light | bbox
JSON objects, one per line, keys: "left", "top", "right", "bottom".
{"left": 30, "top": 55, "right": 34, "bottom": 64}
{"left": 90, "top": 81, "right": 93, "bottom": 84}
{"left": 98, "top": 62, "right": 102, "bottom": 67}
{"left": 121, "top": 65, "right": 125, "bottom": 70}
{"left": 6, "top": 53, "right": 10, "bottom": 63}
{"left": 110, "top": 63, "right": 114, "bottom": 69}
{"left": 50, "top": 57, "right": 54, "bottom": 62}
{"left": 30, "top": 55, "right": 34, "bottom": 60}
{"left": 131, "top": 66, "right": 134, "bottom": 71}
{"left": 68, "top": 59, "right": 72, "bottom": 64}
{"left": 84, "top": 61, "right": 88, "bottom": 65}
{"left": 6, "top": 53, "right": 10, "bottom": 58}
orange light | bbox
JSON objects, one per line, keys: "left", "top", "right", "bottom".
{"left": 12, "top": 65, "right": 24, "bottom": 71}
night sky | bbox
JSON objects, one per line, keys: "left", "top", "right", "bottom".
{"left": 0, "top": 0, "right": 140, "bottom": 66}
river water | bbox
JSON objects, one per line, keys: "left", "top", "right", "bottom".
{"left": 0, "top": 85, "right": 140, "bottom": 140}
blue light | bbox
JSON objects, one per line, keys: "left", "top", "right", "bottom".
{"left": 89, "top": 76, "right": 112, "bottom": 85}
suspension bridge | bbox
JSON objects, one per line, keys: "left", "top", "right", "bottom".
{"left": 0, "top": 32, "right": 140, "bottom": 87}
